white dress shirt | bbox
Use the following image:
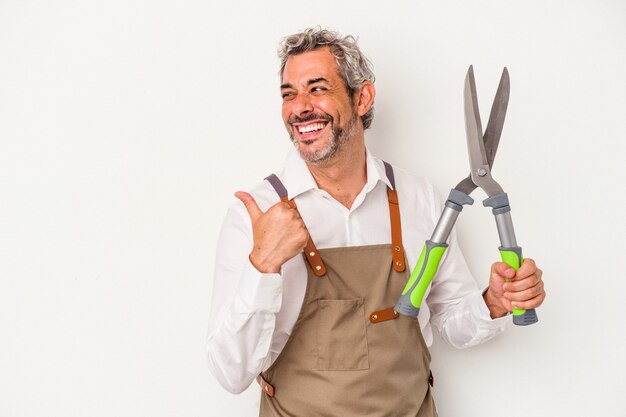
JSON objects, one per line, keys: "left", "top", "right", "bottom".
{"left": 207, "top": 147, "right": 508, "bottom": 394}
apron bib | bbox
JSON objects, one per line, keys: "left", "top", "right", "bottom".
{"left": 258, "top": 164, "right": 436, "bottom": 417}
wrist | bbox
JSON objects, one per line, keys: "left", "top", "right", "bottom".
{"left": 249, "top": 252, "right": 281, "bottom": 274}
{"left": 482, "top": 287, "right": 509, "bottom": 319}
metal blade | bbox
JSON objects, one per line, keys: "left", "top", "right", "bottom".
{"left": 483, "top": 67, "right": 510, "bottom": 169}
{"left": 454, "top": 174, "right": 477, "bottom": 195}
{"left": 464, "top": 66, "right": 488, "bottom": 174}
{"left": 455, "top": 67, "right": 510, "bottom": 195}
{"left": 463, "top": 65, "right": 504, "bottom": 197}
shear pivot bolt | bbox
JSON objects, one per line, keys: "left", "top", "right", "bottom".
{"left": 477, "top": 168, "right": 487, "bottom": 177}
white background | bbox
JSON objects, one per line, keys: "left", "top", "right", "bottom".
{"left": 1, "top": 1, "right": 625, "bottom": 416}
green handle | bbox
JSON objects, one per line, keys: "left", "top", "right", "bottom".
{"left": 394, "top": 241, "right": 447, "bottom": 318}
{"left": 499, "top": 247, "right": 538, "bottom": 326}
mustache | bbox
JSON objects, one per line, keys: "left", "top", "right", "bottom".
{"left": 288, "top": 113, "right": 333, "bottom": 125}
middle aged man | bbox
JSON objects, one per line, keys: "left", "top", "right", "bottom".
{"left": 207, "top": 28, "right": 545, "bottom": 417}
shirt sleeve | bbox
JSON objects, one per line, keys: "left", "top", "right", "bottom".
{"left": 206, "top": 204, "right": 283, "bottom": 394}
{"left": 424, "top": 184, "right": 509, "bottom": 349}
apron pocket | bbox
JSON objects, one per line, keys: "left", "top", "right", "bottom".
{"left": 316, "top": 298, "right": 370, "bottom": 371}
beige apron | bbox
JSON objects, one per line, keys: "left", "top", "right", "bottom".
{"left": 258, "top": 165, "right": 436, "bottom": 417}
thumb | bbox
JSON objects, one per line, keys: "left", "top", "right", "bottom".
{"left": 491, "top": 262, "right": 516, "bottom": 280}
{"left": 235, "top": 191, "right": 263, "bottom": 222}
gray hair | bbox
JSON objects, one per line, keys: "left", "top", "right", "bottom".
{"left": 278, "top": 27, "right": 376, "bottom": 130}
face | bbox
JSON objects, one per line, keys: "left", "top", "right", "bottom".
{"left": 280, "top": 47, "right": 359, "bottom": 164}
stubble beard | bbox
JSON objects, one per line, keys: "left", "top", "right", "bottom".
{"left": 290, "top": 113, "right": 358, "bottom": 166}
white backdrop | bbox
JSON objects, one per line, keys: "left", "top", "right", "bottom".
{"left": 1, "top": 1, "right": 625, "bottom": 416}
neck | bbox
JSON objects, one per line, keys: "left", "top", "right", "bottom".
{"left": 307, "top": 138, "right": 367, "bottom": 209}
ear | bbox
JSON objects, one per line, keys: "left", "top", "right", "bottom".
{"left": 355, "top": 80, "right": 376, "bottom": 117}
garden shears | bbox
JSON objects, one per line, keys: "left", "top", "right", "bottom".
{"left": 394, "top": 65, "right": 538, "bottom": 326}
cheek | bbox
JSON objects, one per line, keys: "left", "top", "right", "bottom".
{"left": 281, "top": 105, "right": 292, "bottom": 125}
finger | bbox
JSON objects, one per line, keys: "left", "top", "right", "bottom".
{"left": 295, "top": 228, "right": 309, "bottom": 250}
{"left": 234, "top": 191, "right": 263, "bottom": 222}
{"left": 491, "top": 262, "right": 516, "bottom": 280}
{"left": 511, "top": 290, "right": 546, "bottom": 310}
{"left": 505, "top": 280, "right": 544, "bottom": 302}
{"left": 503, "top": 272, "right": 541, "bottom": 292}
{"left": 271, "top": 201, "right": 302, "bottom": 221}
{"left": 275, "top": 202, "right": 299, "bottom": 218}
{"left": 516, "top": 258, "right": 537, "bottom": 279}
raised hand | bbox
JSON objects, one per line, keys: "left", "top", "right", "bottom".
{"left": 235, "top": 192, "right": 309, "bottom": 273}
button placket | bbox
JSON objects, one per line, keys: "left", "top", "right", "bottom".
{"left": 345, "top": 211, "right": 352, "bottom": 246}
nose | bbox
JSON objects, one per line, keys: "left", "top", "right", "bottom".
{"left": 291, "top": 92, "right": 313, "bottom": 117}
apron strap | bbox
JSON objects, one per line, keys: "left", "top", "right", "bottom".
{"left": 265, "top": 174, "right": 326, "bottom": 277}
{"left": 382, "top": 162, "right": 406, "bottom": 272}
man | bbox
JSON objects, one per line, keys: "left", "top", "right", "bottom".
{"left": 207, "top": 28, "right": 545, "bottom": 416}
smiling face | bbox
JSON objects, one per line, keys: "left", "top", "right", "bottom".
{"left": 280, "top": 47, "right": 361, "bottom": 165}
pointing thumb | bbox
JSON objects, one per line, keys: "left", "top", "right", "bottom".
{"left": 235, "top": 191, "right": 263, "bottom": 222}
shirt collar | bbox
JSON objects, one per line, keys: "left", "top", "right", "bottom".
{"left": 282, "top": 146, "right": 393, "bottom": 200}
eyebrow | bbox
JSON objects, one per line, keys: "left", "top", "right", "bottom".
{"left": 280, "top": 77, "right": 329, "bottom": 90}
{"left": 307, "top": 77, "right": 328, "bottom": 85}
